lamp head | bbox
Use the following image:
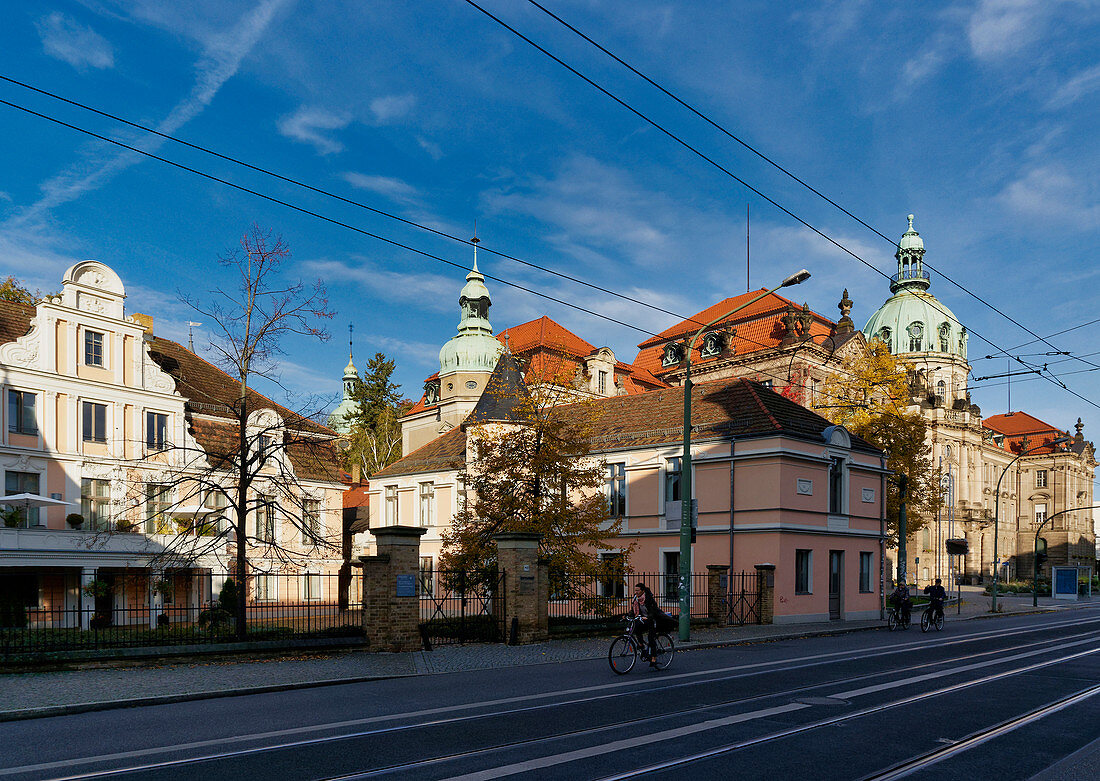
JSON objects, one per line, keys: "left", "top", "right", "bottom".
{"left": 1049, "top": 435, "right": 1072, "bottom": 449}
{"left": 781, "top": 269, "right": 811, "bottom": 288}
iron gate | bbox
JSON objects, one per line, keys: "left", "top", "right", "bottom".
{"left": 419, "top": 570, "right": 506, "bottom": 648}
{"left": 725, "top": 570, "right": 761, "bottom": 626}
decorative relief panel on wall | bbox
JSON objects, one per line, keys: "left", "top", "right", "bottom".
{"left": 77, "top": 292, "right": 106, "bottom": 314}
{"left": 796, "top": 478, "right": 813, "bottom": 495}
{"left": 141, "top": 344, "right": 177, "bottom": 393}
{"left": 0, "top": 321, "right": 41, "bottom": 369}
{"left": 862, "top": 488, "right": 876, "bottom": 503}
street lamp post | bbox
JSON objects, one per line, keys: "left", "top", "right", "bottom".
{"left": 1032, "top": 504, "right": 1100, "bottom": 607}
{"left": 677, "top": 269, "right": 811, "bottom": 641}
{"left": 991, "top": 435, "right": 1071, "bottom": 612}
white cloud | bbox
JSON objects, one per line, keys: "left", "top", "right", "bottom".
{"left": 417, "top": 136, "right": 443, "bottom": 160}
{"left": 369, "top": 93, "right": 416, "bottom": 124}
{"left": 342, "top": 172, "right": 420, "bottom": 203}
{"left": 1047, "top": 62, "right": 1100, "bottom": 110}
{"left": 277, "top": 106, "right": 351, "bottom": 155}
{"left": 299, "top": 258, "right": 458, "bottom": 314}
{"left": 998, "top": 165, "right": 1100, "bottom": 227}
{"left": 35, "top": 12, "right": 115, "bottom": 70}
{"left": 7, "top": 0, "right": 290, "bottom": 230}
{"left": 967, "top": 0, "right": 1056, "bottom": 60}
{"left": 365, "top": 336, "right": 442, "bottom": 368}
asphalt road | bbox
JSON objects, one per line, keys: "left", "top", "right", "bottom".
{"left": 2, "top": 607, "right": 1099, "bottom": 780}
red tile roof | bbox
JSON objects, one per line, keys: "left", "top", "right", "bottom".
{"left": 498, "top": 316, "right": 595, "bottom": 357}
{"left": 632, "top": 290, "right": 835, "bottom": 376}
{"left": 376, "top": 377, "right": 880, "bottom": 478}
{"left": 0, "top": 299, "right": 34, "bottom": 345}
{"left": 984, "top": 411, "right": 1071, "bottom": 455}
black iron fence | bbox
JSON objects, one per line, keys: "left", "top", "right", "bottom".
{"left": 725, "top": 570, "right": 760, "bottom": 626}
{"left": 548, "top": 572, "right": 711, "bottom": 629}
{"left": 0, "top": 571, "right": 363, "bottom": 658}
{"left": 419, "top": 569, "right": 506, "bottom": 647}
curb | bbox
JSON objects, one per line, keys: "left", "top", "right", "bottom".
{"left": 0, "top": 671, "right": 411, "bottom": 723}
{"left": 1, "top": 606, "right": 1088, "bottom": 723}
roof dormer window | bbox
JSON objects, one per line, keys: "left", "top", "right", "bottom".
{"left": 700, "top": 332, "right": 723, "bottom": 358}
{"left": 907, "top": 322, "right": 924, "bottom": 352}
{"left": 662, "top": 343, "right": 684, "bottom": 367}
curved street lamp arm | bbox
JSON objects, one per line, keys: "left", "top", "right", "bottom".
{"left": 1031, "top": 503, "right": 1100, "bottom": 606}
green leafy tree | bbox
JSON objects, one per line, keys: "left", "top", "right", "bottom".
{"left": 343, "top": 352, "right": 409, "bottom": 475}
{"left": 0, "top": 276, "right": 40, "bottom": 303}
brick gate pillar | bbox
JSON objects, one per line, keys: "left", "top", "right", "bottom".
{"left": 357, "top": 526, "right": 426, "bottom": 652}
{"left": 494, "top": 532, "right": 548, "bottom": 644}
{"left": 707, "top": 564, "right": 729, "bottom": 627}
{"left": 755, "top": 563, "right": 776, "bottom": 625}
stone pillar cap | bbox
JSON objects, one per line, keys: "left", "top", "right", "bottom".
{"left": 370, "top": 525, "right": 428, "bottom": 538}
{"left": 706, "top": 564, "right": 730, "bottom": 571}
{"left": 493, "top": 532, "right": 542, "bottom": 542}
{"left": 755, "top": 563, "right": 776, "bottom": 571}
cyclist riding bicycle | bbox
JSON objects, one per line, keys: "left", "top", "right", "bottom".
{"left": 923, "top": 578, "right": 947, "bottom": 622}
{"left": 889, "top": 582, "right": 912, "bottom": 624}
{"left": 628, "top": 582, "right": 661, "bottom": 666}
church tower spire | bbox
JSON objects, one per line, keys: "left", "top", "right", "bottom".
{"left": 891, "top": 213, "right": 930, "bottom": 293}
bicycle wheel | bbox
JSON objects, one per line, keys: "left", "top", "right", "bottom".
{"left": 608, "top": 636, "right": 637, "bottom": 675}
{"left": 920, "top": 610, "right": 930, "bottom": 632}
{"left": 652, "top": 634, "right": 675, "bottom": 670}
{"left": 887, "top": 610, "right": 897, "bottom": 631}
{"left": 934, "top": 612, "right": 944, "bottom": 631}
{"left": 901, "top": 612, "right": 911, "bottom": 630}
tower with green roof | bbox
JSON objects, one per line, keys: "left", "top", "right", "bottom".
{"left": 326, "top": 325, "right": 361, "bottom": 435}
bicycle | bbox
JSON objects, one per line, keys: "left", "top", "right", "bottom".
{"left": 921, "top": 602, "right": 945, "bottom": 632}
{"left": 887, "top": 603, "right": 911, "bottom": 631}
{"left": 608, "top": 615, "right": 675, "bottom": 674}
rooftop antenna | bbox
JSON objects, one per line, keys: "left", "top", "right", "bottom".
{"left": 348, "top": 322, "right": 354, "bottom": 361}
{"left": 187, "top": 321, "right": 202, "bottom": 352}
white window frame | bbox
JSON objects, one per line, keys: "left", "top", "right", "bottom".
{"left": 418, "top": 482, "right": 434, "bottom": 527}
{"left": 302, "top": 571, "right": 321, "bottom": 602}
{"left": 859, "top": 551, "right": 873, "bottom": 593}
{"left": 7, "top": 388, "right": 38, "bottom": 436}
{"left": 1036, "top": 470, "right": 1047, "bottom": 488}
{"left": 795, "top": 549, "right": 813, "bottom": 594}
{"left": 82, "top": 400, "right": 109, "bottom": 444}
{"left": 146, "top": 410, "right": 170, "bottom": 452}
{"left": 83, "top": 328, "right": 106, "bottom": 367}
{"left": 302, "top": 497, "right": 322, "bottom": 544}
{"left": 606, "top": 462, "right": 627, "bottom": 518}
{"left": 81, "top": 477, "right": 111, "bottom": 532}
{"left": 385, "top": 485, "right": 398, "bottom": 525}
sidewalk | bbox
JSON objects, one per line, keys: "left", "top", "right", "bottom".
{"left": 0, "top": 594, "right": 1092, "bottom": 722}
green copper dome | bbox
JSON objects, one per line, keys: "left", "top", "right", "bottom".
{"left": 862, "top": 215, "right": 967, "bottom": 359}
{"left": 439, "top": 242, "right": 503, "bottom": 374}
{"left": 326, "top": 351, "right": 360, "bottom": 434}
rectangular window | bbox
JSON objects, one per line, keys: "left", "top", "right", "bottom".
{"left": 457, "top": 474, "right": 468, "bottom": 513}
{"left": 599, "top": 552, "right": 625, "bottom": 598}
{"left": 828, "top": 457, "right": 845, "bottom": 515}
{"left": 606, "top": 463, "right": 626, "bottom": 517}
{"left": 256, "top": 496, "right": 275, "bottom": 543}
{"left": 598, "top": 370, "right": 608, "bottom": 395}
{"left": 1035, "top": 470, "right": 1047, "bottom": 488}
{"left": 418, "top": 482, "right": 434, "bottom": 526}
{"left": 81, "top": 478, "right": 111, "bottom": 532}
{"left": 257, "top": 434, "right": 275, "bottom": 465}
{"left": 662, "top": 550, "right": 680, "bottom": 601}
{"left": 795, "top": 549, "right": 813, "bottom": 594}
{"left": 859, "top": 552, "right": 873, "bottom": 593}
{"left": 303, "top": 572, "right": 321, "bottom": 601}
{"left": 922, "top": 526, "right": 932, "bottom": 551}
{"left": 665, "top": 458, "right": 682, "bottom": 504}
{"left": 385, "top": 486, "right": 398, "bottom": 525}
{"left": 144, "top": 484, "right": 172, "bottom": 534}
{"left": 419, "top": 556, "right": 434, "bottom": 595}
{"left": 146, "top": 412, "right": 169, "bottom": 451}
{"left": 254, "top": 575, "right": 276, "bottom": 602}
{"left": 4, "top": 471, "right": 40, "bottom": 527}
{"left": 7, "top": 390, "right": 37, "bottom": 435}
{"left": 1035, "top": 503, "right": 1047, "bottom": 526}
{"left": 302, "top": 498, "right": 321, "bottom": 544}
{"left": 203, "top": 491, "right": 228, "bottom": 535}
{"left": 82, "top": 402, "right": 107, "bottom": 443}
{"left": 84, "top": 330, "right": 104, "bottom": 366}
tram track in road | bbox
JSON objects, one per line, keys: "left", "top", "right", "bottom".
{"left": 15, "top": 621, "right": 1100, "bottom": 781}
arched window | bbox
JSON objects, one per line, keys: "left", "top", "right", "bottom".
{"left": 939, "top": 322, "right": 951, "bottom": 352}
{"left": 908, "top": 322, "right": 924, "bottom": 352}
{"left": 936, "top": 379, "right": 947, "bottom": 399}
{"left": 662, "top": 343, "right": 683, "bottom": 367}
{"left": 880, "top": 328, "right": 892, "bottom": 352}
{"left": 945, "top": 444, "right": 952, "bottom": 460}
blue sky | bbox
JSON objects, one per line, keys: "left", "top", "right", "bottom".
{"left": 1, "top": 0, "right": 1099, "bottom": 433}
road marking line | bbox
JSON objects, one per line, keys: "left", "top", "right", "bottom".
{"left": 5, "top": 616, "right": 1098, "bottom": 778}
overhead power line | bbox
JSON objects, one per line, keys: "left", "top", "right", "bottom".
{"left": 2, "top": 88, "right": 1097, "bottom": 412}
{"left": 463, "top": 0, "right": 1100, "bottom": 377}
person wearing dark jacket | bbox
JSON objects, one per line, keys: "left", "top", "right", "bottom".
{"left": 924, "top": 578, "right": 947, "bottom": 622}
{"left": 629, "top": 582, "right": 660, "bottom": 665}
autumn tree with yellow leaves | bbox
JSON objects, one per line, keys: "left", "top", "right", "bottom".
{"left": 818, "top": 340, "right": 941, "bottom": 541}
